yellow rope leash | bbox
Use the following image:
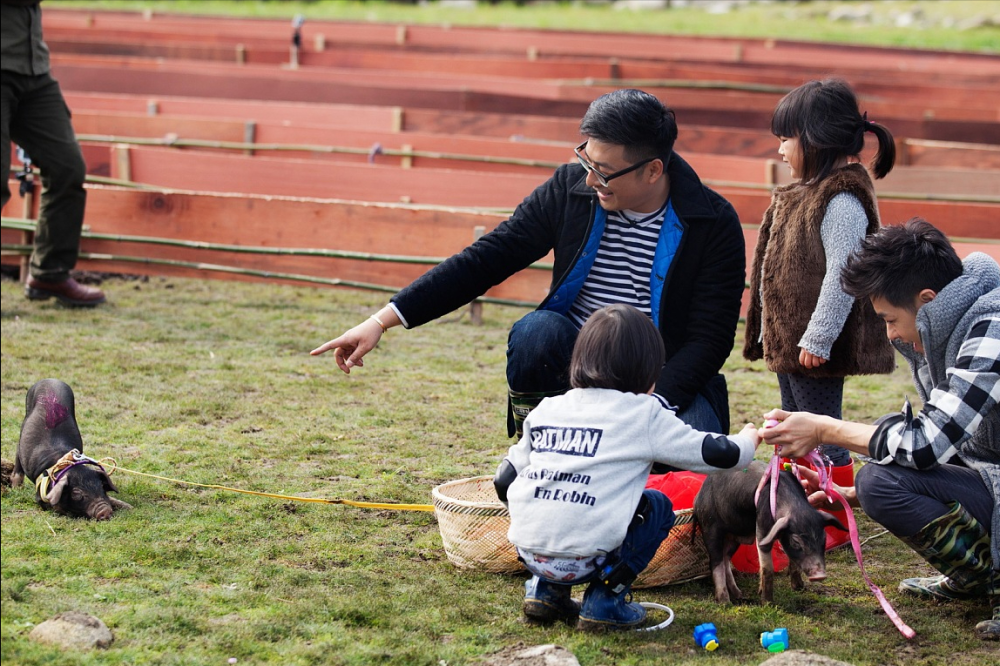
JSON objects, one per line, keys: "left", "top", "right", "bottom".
{"left": 106, "top": 462, "right": 436, "bottom": 512}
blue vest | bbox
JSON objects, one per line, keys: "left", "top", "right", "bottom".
{"left": 541, "top": 200, "right": 684, "bottom": 327}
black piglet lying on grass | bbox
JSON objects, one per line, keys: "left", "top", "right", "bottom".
{"left": 11, "top": 379, "right": 131, "bottom": 520}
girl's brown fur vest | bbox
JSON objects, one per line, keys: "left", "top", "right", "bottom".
{"left": 743, "top": 164, "right": 894, "bottom": 377}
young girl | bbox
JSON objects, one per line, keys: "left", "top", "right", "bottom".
{"left": 743, "top": 78, "right": 896, "bottom": 550}
{"left": 495, "top": 304, "right": 759, "bottom": 631}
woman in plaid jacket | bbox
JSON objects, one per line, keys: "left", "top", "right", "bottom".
{"left": 761, "top": 218, "right": 999, "bottom": 641}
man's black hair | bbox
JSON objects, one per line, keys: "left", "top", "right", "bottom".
{"left": 579, "top": 89, "right": 678, "bottom": 163}
{"left": 841, "top": 217, "right": 963, "bottom": 311}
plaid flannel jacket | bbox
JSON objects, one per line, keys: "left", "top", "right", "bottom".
{"left": 871, "top": 316, "right": 1000, "bottom": 468}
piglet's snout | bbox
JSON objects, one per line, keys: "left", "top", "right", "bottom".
{"left": 88, "top": 501, "right": 113, "bottom": 521}
{"left": 802, "top": 561, "right": 828, "bottom": 581}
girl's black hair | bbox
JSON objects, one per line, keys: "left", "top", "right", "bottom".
{"left": 579, "top": 88, "right": 678, "bottom": 163}
{"left": 772, "top": 78, "right": 895, "bottom": 184}
{"left": 570, "top": 304, "right": 665, "bottom": 394}
{"left": 841, "top": 217, "right": 963, "bottom": 310}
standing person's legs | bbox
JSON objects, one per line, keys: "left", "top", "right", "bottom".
{"left": 777, "top": 373, "right": 848, "bottom": 465}
{"left": 778, "top": 373, "right": 851, "bottom": 550}
{"left": 1, "top": 73, "right": 20, "bottom": 227}
{"left": 9, "top": 73, "right": 103, "bottom": 305}
{"left": 505, "top": 310, "right": 578, "bottom": 437}
{"left": 9, "top": 74, "right": 87, "bottom": 283}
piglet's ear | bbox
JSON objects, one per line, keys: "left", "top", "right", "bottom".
{"left": 758, "top": 515, "right": 790, "bottom": 548}
{"left": 99, "top": 470, "right": 119, "bottom": 494}
{"left": 45, "top": 476, "right": 69, "bottom": 506}
{"left": 823, "top": 513, "right": 848, "bottom": 533}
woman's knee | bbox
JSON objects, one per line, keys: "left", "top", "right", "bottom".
{"left": 855, "top": 463, "right": 897, "bottom": 525}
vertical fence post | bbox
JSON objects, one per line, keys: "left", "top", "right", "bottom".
{"left": 764, "top": 159, "right": 778, "bottom": 187}
{"left": 113, "top": 144, "right": 132, "bottom": 183}
{"left": 469, "top": 225, "right": 486, "bottom": 325}
{"left": 243, "top": 121, "right": 257, "bottom": 157}
{"left": 896, "top": 137, "right": 910, "bottom": 166}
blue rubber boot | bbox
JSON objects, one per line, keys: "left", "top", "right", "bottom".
{"left": 577, "top": 579, "right": 646, "bottom": 632}
{"left": 522, "top": 576, "right": 579, "bottom": 625}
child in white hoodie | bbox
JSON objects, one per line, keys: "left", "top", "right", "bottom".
{"left": 495, "top": 304, "right": 760, "bottom": 631}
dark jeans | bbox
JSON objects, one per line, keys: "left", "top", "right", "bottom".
{"left": 855, "top": 461, "right": 993, "bottom": 538}
{"left": 1, "top": 70, "right": 87, "bottom": 281}
{"left": 506, "top": 310, "right": 724, "bottom": 434}
{"left": 615, "top": 489, "right": 676, "bottom": 578}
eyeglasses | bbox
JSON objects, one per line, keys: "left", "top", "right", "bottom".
{"left": 574, "top": 141, "right": 657, "bottom": 188}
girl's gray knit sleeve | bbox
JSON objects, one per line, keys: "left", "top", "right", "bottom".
{"left": 799, "top": 192, "right": 870, "bottom": 359}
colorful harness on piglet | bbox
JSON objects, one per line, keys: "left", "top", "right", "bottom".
{"left": 34, "top": 449, "right": 112, "bottom": 505}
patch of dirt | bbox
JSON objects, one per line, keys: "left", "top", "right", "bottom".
{"left": 477, "top": 643, "right": 580, "bottom": 666}
{"left": 759, "top": 650, "right": 856, "bottom": 666}
{"left": 1, "top": 458, "right": 14, "bottom": 488}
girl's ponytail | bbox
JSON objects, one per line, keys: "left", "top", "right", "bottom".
{"left": 773, "top": 79, "right": 898, "bottom": 184}
{"left": 863, "top": 114, "right": 896, "bottom": 180}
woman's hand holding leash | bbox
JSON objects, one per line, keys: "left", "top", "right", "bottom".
{"left": 795, "top": 464, "right": 860, "bottom": 509}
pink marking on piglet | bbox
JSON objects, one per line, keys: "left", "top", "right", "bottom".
{"left": 39, "top": 392, "right": 70, "bottom": 429}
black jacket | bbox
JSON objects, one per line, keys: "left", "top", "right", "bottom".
{"left": 393, "top": 153, "right": 745, "bottom": 425}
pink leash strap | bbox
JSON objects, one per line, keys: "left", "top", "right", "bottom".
{"left": 752, "top": 449, "right": 781, "bottom": 519}
{"left": 801, "top": 451, "right": 916, "bottom": 640}
{"left": 827, "top": 486, "right": 916, "bottom": 639}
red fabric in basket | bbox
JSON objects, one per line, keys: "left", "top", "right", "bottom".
{"left": 645, "top": 471, "right": 789, "bottom": 573}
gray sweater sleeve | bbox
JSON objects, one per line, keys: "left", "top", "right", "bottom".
{"left": 798, "top": 192, "right": 870, "bottom": 359}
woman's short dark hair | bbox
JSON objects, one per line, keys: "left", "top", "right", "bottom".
{"left": 579, "top": 89, "right": 678, "bottom": 163}
{"left": 841, "top": 217, "right": 963, "bottom": 311}
{"left": 771, "top": 78, "right": 895, "bottom": 183}
{"left": 570, "top": 304, "right": 665, "bottom": 394}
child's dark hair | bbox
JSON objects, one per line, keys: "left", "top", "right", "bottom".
{"left": 841, "top": 217, "right": 963, "bottom": 311}
{"left": 771, "top": 78, "right": 895, "bottom": 184}
{"left": 570, "top": 304, "right": 665, "bottom": 394}
{"left": 580, "top": 89, "right": 678, "bottom": 164}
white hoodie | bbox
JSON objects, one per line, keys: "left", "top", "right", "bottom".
{"left": 504, "top": 388, "right": 756, "bottom": 558}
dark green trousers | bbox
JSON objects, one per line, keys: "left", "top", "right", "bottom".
{"left": 1, "top": 70, "right": 87, "bottom": 282}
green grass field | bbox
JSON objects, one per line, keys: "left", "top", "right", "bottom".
{"left": 2, "top": 276, "right": 995, "bottom": 665}
{"left": 3, "top": 1, "right": 998, "bottom": 664}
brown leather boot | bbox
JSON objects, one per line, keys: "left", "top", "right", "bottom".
{"left": 25, "top": 275, "right": 106, "bottom": 307}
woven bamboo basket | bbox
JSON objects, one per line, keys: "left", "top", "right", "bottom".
{"left": 432, "top": 475, "right": 711, "bottom": 587}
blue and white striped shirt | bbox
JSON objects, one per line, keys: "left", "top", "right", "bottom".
{"left": 567, "top": 202, "right": 667, "bottom": 329}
